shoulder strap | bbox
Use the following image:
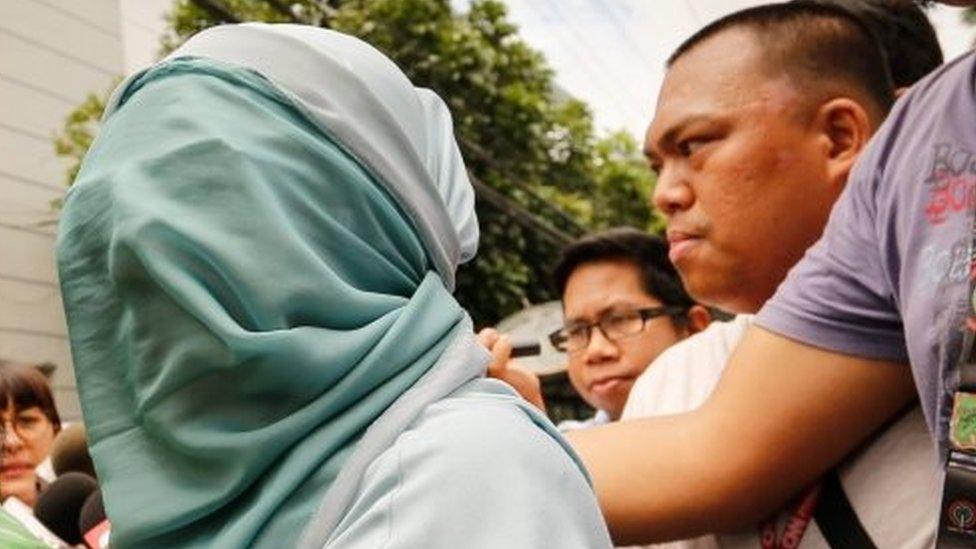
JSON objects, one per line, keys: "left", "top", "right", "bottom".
{"left": 814, "top": 469, "right": 877, "bottom": 549}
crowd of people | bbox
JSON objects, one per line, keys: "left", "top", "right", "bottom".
{"left": 0, "top": 361, "right": 62, "bottom": 508}
{"left": 6, "top": 0, "right": 976, "bottom": 547}
{"left": 0, "top": 360, "right": 105, "bottom": 548}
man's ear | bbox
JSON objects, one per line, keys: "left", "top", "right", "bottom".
{"left": 685, "top": 305, "right": 712, "bottom": 334}
{"left": 813, "top": 97, "right": 873, "bottom": 191}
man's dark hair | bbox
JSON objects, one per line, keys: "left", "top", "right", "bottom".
{"left": 553, "top": 228, "right": 695, "bottom": 312}
{"left": 668, "top": 2, "right": 895, "bottom": 116}
{"left": 800, "top": 0, "right": 942, "bottom": 88}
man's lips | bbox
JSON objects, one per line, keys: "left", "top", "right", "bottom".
{"left": 589, "top": 376, "right": 632, "bottom": 395}
{"left": 666, "top": 230, "right": 702, "bottom": 263}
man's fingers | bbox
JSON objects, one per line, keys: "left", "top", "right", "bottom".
{"left": 478, "top": 329, "right": 518, "bottom": 379}
{"left": 488, "top": 335, "right": 513, "bottom": 374}
{"left": 476, "top": 332, "right": 546, "bottom": 411}
{"left": 476, "top": 327, "right": 499, "bottom": 349}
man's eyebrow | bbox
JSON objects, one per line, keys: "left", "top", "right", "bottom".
{"left": 644, "top": 126, "right": 680, "bottom": 168}
{"left": 565, "top": 300, "right": 647, "bottom": 324}
{"left": 645, "top": 114, "right": 714, "bottom": 160}
{"left": 643, "top": 146, "right": 661, "bottom": 166}
{"left": 564, "top": 306, "right": 612, "bottom": 326}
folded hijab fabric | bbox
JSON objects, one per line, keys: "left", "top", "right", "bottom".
{"left": 57, "top": 24, "right": 610, "bottom": 548}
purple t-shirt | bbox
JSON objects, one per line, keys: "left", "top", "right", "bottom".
{"left": 757, "top": 50, "right": 976, "bottom": 456}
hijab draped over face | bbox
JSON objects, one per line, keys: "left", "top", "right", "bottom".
{"left": 57, "top": 24, "right": 488, "bottom": 547}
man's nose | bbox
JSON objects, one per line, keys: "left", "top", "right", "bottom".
{"left": 652, "top": 164, "right": 694, "bottom": 217}
{"left": 583, "top": 327, "right": 619, "bottom": 363}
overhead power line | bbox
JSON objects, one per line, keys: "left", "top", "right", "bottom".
{"left": 184, "top": 0, "right": 589, "bottom": 250}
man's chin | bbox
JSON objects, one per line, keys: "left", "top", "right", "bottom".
{"left": 678, "top": 267, "right": 723, "bottom": 303}
{"left": 588, "top": 385, "right": 633, "bottom": 418}
{"left": 681, "top": 274, "right": 755, "bottom": 314}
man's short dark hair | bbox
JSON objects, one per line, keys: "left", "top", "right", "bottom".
{"left": 553, "top": 228, "right": 695, "bottom": 312}
{"left": 668, "top": 2, "right": 895, "bottom": 116}
{"left": 800, "top": 0, "right": 942, "bottom": 88}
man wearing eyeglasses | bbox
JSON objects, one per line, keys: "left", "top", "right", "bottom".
{"left": 483, "top": 228, "right": 711, "bottom": 429}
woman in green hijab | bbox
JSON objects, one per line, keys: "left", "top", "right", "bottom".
{"left": 57, "top": 24, "right": 611, "bottom": 548}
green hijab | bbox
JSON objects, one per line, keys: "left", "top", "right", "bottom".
{"left": 58, "top": 24, "right": 486, "bottom": 547}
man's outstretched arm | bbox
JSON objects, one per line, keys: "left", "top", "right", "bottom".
{"left": 567, "top": 326, "right": 916, "bottom": 545}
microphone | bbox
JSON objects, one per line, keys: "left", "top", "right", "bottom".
{"left": 78, "top": 490, "right": 109, "bottom": 549}
{"left": 33, "top": 472, "right": 98, "bottom": 545}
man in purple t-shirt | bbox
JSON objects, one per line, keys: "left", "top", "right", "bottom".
{"left": 752, "top": 27, "right": 976, "bottom": 548}
{"left": 566, "top": 0, "right": 976, "bottom": 546}
{"left": 756, "top": 50, "right": 975, "bottom": 460}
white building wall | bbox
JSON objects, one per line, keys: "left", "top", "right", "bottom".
{"left": 0, "top": 0, "right": 170, "bottom": 421}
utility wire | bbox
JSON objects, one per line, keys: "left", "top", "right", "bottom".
{"left": 528, "top": 0, "right": 633, "bottom": 125}
{"left": 186, "top": 0, "right": 589, "bottom": 247}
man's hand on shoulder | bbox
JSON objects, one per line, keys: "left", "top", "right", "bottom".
{"left": 477, "top": 328, "right": 547, "bottom": 413}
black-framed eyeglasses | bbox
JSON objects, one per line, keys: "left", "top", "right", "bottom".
{"left": 548, "top": 306, "right": 688, "bottom": 354}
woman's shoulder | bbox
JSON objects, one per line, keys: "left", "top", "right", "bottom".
{"left": 327, "top": 378, "right": 612, "bottom": 549}
{"left": 403, "top": 378, "right": 577, "bottom": 472}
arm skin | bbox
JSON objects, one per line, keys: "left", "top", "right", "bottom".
{"left": 566, "top": 326, "right": 917, "bottom": 545}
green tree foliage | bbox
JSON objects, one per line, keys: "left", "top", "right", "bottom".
{"left": 52, "top": 84, "right": 117, "bottom": 191}
{"left": 55, "top": 0, "right": 658, "bottom": 325}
